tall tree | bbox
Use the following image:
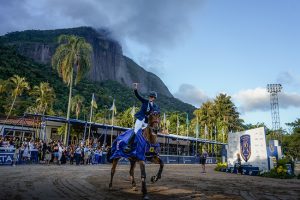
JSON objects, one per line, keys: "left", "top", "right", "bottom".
{"left": 282, "top": 119, "right": 300, "bottom": 160}
{"left": 5, "top": 75, "right": 30, "bottom": 120}
{"left": 52, "top": 34, "right": 92, "bottom": 144}
{"left": 193, "top": 94, "right": 244, "bottom": 143}
{"left": 71, "top": 94, "right": 85, "bottom": 120}
{"left": 0, "top": 79, "right": 7, "bottom": 94}
{"left": 28, "top": 82, "right": 56, "bottom": 115}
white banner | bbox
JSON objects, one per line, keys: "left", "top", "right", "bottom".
{"left": 227, "top": 127, "right": 268, "bottom": 171}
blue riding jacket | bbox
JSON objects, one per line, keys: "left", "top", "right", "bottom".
{"left": 134, "top": 89, "right": 160, "bottom": 123}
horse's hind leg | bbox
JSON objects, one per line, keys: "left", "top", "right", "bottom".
{"left": 129, "top": 160, "right": 137, "bottom": 191}
{"left": 109, "top": 158, "right": 119, "bottom": 189}
{"left": 139, "top": 160, "right": 149, "bottom": 200}
{"left": 151, "top": 156, "right": 164, "bottom": 183}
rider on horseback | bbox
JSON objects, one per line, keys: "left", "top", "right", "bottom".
{"left": 124, "top": 83, "right": 160, "bottom": 153}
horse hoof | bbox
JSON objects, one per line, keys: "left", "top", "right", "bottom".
{"left": 143, "top": 195, "right": 150, "bottom": 200}
{"left": 109, "top": 183, "right": 113, "bottom": 190}
{"left": 132, "top": 186, "right": 138, "bottom": 191}
{"left": 151, "top": 176, "right": 157, "bottom": 183}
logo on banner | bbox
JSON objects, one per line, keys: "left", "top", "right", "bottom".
{"left": 240, "top": 134, "right": 251, "bottom": 162}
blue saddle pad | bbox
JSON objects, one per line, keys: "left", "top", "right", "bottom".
{"left": 110, "top": 129, "right": 151, "bottom": 161}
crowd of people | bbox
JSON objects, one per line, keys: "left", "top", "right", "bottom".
{"left": 0, "top": 136, "right": 110, "bottom": 166}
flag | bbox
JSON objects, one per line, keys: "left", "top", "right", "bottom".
{"left": 110, "top": 99, "right": 117, "bottom": 115}
{"left": 130, "top": 106, "right": 136, "bottom": 118}
{"left": 186, "top": 113, "right": 189, "bottom": 125}
{"left": 91, "top": 93, "right": 97, "bottom": 109}
{"left": 214, "top": 125, "right": 217, "bottom": 141}
{"left": 186, "top": 113, "right": 189, "bottom": 137}
{"left": 204, "top": 124, "right": 208, "bottom": 136}
{"left": 195, "top": 117, "right": 199, "bottom": 139}
{"left": 176, "top": 115, "right": 180, "bottom": 135}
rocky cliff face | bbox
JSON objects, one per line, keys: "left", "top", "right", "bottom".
{"left": 0, "top": 27, "right": 173, "bottom": 97}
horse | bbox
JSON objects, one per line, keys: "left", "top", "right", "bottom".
{"left": 108, "top": 111, "right": 164, "bottom": 200}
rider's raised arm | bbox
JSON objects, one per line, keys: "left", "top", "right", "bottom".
{"left": 134, "top": 89, "right": 148, "bottom": 103}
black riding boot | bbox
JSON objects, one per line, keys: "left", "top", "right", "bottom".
{"left": 124, "top": 133, "right": 136, "bottom": 153}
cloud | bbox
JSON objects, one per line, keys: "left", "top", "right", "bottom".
{"left": 276, "top": 71, "right": 300, "bottom": 88}
{"left": 0, "top": 0, "right": 202, "bottom": 53}
{"left": 0, "top": 0, "right": 203, "bottom": 77}
{"left": 174, "top": 84, "right": 210, "bottom": 107}
{"left": 233, "top": 87, "right": 300, "bottom": 113}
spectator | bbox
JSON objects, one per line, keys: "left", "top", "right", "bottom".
{"left": 23, "top": 145, "right": 30, "bottom": 163}
{"left": 58, "top": 143, "right": 63, "bottom": 165}
{"left": 53, "top": 143, "right": 59, "bottom": 164}
{"left": 13, "top": 145, "right": 20, "bottom": 166}
{"left": 69, "top": 145, "right": 75, "bottom": 165}
{"left": 200, "top": 150, "right": 208, "bottom": 173}
{"left": 45, "top": 149, "right": 51, "bottom": 165}
{"left": 75, "top": 145, "right": 82, "bottom": 165}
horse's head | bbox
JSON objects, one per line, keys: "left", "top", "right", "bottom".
{"left": 143, "top": 111, "right": 160, "bottom": 144}
{"left": 148, "top": 111, "right": 161, "bottom": 134}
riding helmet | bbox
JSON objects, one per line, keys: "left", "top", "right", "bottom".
{"left": 149, "top": 91, "right": 157, "bottom": 99}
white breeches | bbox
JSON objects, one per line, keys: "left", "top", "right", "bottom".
{"left": 134, "top": 119, "right": 148, "bottom": 133}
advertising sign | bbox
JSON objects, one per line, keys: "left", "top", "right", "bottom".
{"left": 227, "top": 127, "right": 268, "bottom": 171}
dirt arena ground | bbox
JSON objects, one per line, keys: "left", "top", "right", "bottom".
{"left": 0, "top": 164, "right": 299, "bottom": 200}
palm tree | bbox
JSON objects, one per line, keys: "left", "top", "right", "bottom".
{"left": 5, "top": 75, "right": 30, "bottom": 120}
{"left": 29, "top": 82, "right": 56, "bottom": 114}
{"left": 0, "top": 79, "right": 7, "bottom": 94}
{"left": 71, "top": 94, "right": 85, "bottom": 120}
{"left": 52, "top": 34, "right": 92, "bottom": 145}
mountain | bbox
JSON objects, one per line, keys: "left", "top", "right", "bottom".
{"left": 0, "top": 27, "right": 172, "bottom": 98}
{"left": 0, "top": 28, "right": 195, "bottom": 117}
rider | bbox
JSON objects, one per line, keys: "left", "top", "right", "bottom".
{"left": 124, "top": 83, "right": 160, "bottom": 153}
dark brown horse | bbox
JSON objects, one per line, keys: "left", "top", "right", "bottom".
{"left": 109, "top": 111, "right": 164, "bottom": 200}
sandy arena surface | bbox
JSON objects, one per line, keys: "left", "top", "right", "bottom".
{"left": 0, "top": 164, "right": 299, "bottom": 200}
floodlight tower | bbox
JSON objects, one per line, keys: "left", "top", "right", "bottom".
{"left": 266, "top": 84, "right": 282, "bottom": 131}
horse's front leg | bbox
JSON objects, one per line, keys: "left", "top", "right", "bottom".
{"left": 151, "top": 156, "right": 164, "bottom": 183}
{"left": 139, "top": 160, "right": 149, "bottom": 200}
{"left": 129, "top": 160, "right": 137, "bottom": 191}
{"left": 109, "top": 158, "right": 119, "bottom": 190}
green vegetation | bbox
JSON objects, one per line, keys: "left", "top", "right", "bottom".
{"left": 261, "top": 158, "right": 294, "bottom": 179}
{"left": 191, "top": 94, "right": 244, "bottom": 141}
{"left": 214, "top": 162, "right": 228, "bottom": 171}
{"left": 282, "top": 119, "right": 300, "bottom": 161}
{"left": 0, "top": 27, "right": 97, "bottom": 44}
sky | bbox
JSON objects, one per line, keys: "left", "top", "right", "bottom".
{"left": 0, "top": 0, "right": 299, "bottom": 131}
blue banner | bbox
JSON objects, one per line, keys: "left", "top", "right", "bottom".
{"left": 0, "top": 148, "right": 14, "bottom": 165}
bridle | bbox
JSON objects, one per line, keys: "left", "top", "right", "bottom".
{"left": 147, "top": 111, "right": 160, "bottom": 133}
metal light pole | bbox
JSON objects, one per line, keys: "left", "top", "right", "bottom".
{"left": 266, "top": 84, "right": 282, "bottom": 131}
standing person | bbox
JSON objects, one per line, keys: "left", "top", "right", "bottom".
{"left": 234, "top": 153, "right": 242, "bottom": 174}
{"left": 124, "top": 83, "right": 160, "bottom": 153}
{"left": 69, "top": 145, "right": 75, "bottom": 165}
{"left": 13, "top": 145, "right": 20, "bottom": 166}
{"left": 75, "top": 145, "right": 82, "bottom": 165}
{"left": 58, "top": 143, "right": 64, "bottom": 165}
{"left": 200, "top": 150, "right": 208, "bottom": 173}
{"left": 53, "top": 143, "right": 59, "bottom": 164}
{"left": 45, "top": 148, "right": 51, "bottom": 165}
{"left": 42, "top": 141, "right": 47, "bottom": 161}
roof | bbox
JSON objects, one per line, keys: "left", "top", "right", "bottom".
{"left": 24, "top": 113, "right": 227, "bottom": 145}
{"left": 0, "top": 117, "right": 41, "bottom": 128}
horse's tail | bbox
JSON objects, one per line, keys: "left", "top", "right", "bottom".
{"left": 106, "top": 147, "right": 113, "bottom": 163}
